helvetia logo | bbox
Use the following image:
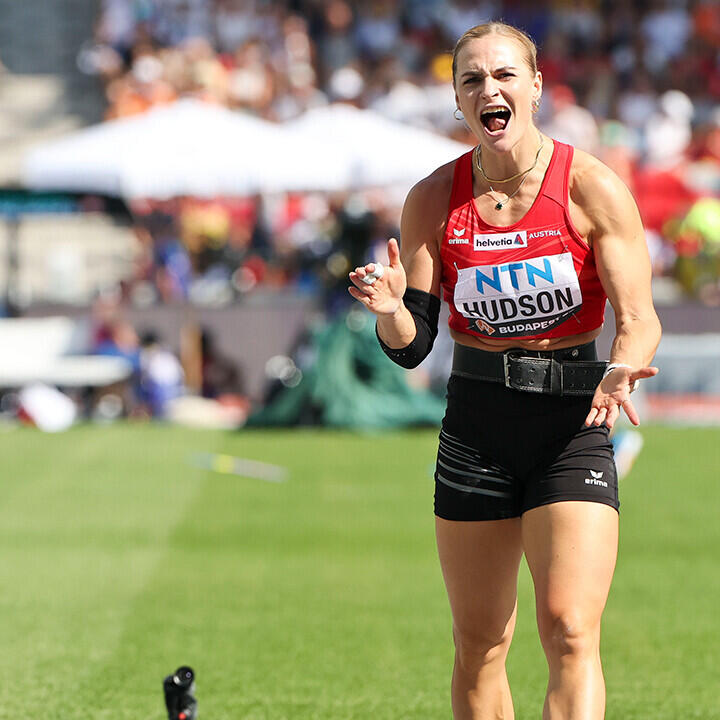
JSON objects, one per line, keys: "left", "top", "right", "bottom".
{"left": 474, "top": 230, "right": 528, "bottom": 250}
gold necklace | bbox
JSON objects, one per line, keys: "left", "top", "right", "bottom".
{"left": 487, "top": 169, "right": 533, "bottom": 211}
{"left": 473, "top": 137, "right": 545, "bottom": 210}
{"left": 475, "top": 136, "right": 544, "bottom": 183}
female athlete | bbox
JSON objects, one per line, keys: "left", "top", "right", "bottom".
{"left": 348, "top": 21, "right": 661, "bottom": 720}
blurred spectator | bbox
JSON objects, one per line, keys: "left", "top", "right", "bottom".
{"left": 93, "top": 317, "right": 142, "bottom": 415}
{"left": 645, "top": 90, "right": 694, "bottom": 167}
{"left": 94, "top": 318, "right": 141, "bottom": 373}
{"left": 136, "top": 209, "right": 193, "bottom": 303}
{"left": 139, "top": 331, "right": 185, "bottom": 417}
{"left": 437, "top": 0, "right": 496, "bottom": 42}
{"left": 540, "top": 84, "right": 599, "bottom": 155}
{"left": 641, "top": 0, "right": 692, "bottom": 72}
{"left": 354, "top": 0, "right": 402, "bottom": 60}
{"left": 200, "top": 328, "right": 245, "bottom": 398}
{"left": 616, "top": 72, "right": 657, "bottom": 134}
{"left": 317, "top": 1, "right": 359, "bottom": 75}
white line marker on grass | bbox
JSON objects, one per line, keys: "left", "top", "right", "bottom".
{"left": 190, "top": 453, "right": 288, "bottom": 483}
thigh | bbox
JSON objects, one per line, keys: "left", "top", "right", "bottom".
{"left": 436, "top": 517, "right": 524, "bottom": 639}
{"left": 521, "top": 502, "right": 618, "bottom": 629}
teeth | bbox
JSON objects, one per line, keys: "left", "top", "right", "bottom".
{"left": 482, "top": 107, "right": 509, "bottom": 117}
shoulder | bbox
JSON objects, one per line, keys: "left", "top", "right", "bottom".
{"left": 567, "top": 147, "right": 641, "bottom": 240}
{"left": 400, "top": 157, "right": 458, "bottom": 250}
{"left": 568, "top": 148, "right": 636, "bottom": 215}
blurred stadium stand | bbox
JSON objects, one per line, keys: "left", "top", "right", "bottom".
{"left": 0, "top": 0, "right": 105, "bottom": 184}
{"left": 0, "top": 0, "right": 103, "bottom": 117}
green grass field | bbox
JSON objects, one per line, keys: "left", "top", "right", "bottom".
{"left": 0, "top": 423, "right": 718, "bottom": 719}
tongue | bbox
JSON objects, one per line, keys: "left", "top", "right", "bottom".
{"left": 487, "top": 116, "right": 507, "bottom": 132}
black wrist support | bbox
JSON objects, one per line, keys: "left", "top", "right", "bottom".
{"left": 376, "top": 287, "right": 441, "bottom": 369}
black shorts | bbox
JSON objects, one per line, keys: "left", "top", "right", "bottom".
{"left": 434, "top": 373, "right": 619, "bottom": 521}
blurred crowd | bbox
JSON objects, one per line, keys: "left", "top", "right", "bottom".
{"left": 79, "top": 0, "right": 720, "bottom": 306}
{"left": 121, "top": 190, "right": 399, "bottom": 310}
{"left": 88, "top": 290, "right": 248, "bottom": 421}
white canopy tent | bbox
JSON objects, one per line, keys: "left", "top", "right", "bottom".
{"left": 286, "top": 104, "right": 469, "bottom": 189}
{"left": 22, "top": 100, "right": 470, "bottom": 199}
{"left": 21, "top": 100, "right": 348, "bottom": 198}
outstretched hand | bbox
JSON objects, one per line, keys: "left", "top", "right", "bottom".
{"left": 348, "top": 237, "right": 407, "bottom": 316}
{"left": 585, "top": 365, "right": 659, "bottom": 428}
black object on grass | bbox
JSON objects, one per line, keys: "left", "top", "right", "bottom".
{"left": 163, "top": 666, "right": 197, "bottom": 720}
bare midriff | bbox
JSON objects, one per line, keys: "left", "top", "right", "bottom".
{"left": 450, "top": 325, "right": 602, "bottom": 353}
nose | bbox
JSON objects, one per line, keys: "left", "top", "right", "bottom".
{"left": 481, "top": 76, "right": 500, "bottom": 100}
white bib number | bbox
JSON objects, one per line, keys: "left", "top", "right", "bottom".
{"left": 453, "top": 252, "right": 582, "bottom": 336}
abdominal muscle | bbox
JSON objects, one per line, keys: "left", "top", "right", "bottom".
{"left": 450, "top": 325, "right": 602, "bottom": 352}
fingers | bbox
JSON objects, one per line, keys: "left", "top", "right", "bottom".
{"left": 347, "top": 285, "right": 372, "bottom": 306}
{"left": 630, "top": 366, "right": 659, "bottom": 381}
{"left": 586, "top": 395, "right": 642, "bottom": 428}
{"left": 592, "top": 406, "right": 608, "bottom": 427}
{"left": 622, "top": 397, "right": 641, "bottom": 426}
{"left": 351, "top": 263, "right": 384, "bottom": 283}
{"left": 348, "top": 270, "right": 376, "bottom": 294}
{"left": 350, "top": 265, "right": 369, "bottom": 282}
{"left": 586, "top": 400, "right": 618, "bottom": 428}
{"left": 605, "top": 403, "right": 620, "bottom": 429}
{"left": 585, "top": 406, "right": 598, "bottom": 427}
{"left": 387, "top": 237, "right": 401, "bottom": 267}
{"left": 362, "top": 262, "right": 384, "bottom": 285}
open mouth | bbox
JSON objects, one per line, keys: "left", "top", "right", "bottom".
{"left": 481, "top": 107, "right": 511, "bottom": 133}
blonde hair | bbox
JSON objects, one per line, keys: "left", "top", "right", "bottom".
{"left": 452, "top": 22, "right": 538, "bottom": 84}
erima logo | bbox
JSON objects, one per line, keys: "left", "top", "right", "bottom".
{"left": 449, "top": 227, "right": 469, "bottom": 245}
{"left": 474, "top": 230, "right": 528, "bottom": 250}
{"left": 584, "top": 470, "right": 608, "bottom": 487}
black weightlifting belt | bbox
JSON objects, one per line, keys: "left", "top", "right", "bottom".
{"left": 451, "top": 340, "right": 606, "bottom": 396}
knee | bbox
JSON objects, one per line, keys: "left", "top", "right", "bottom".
{"left": 453, "top": 621, "right": 513, "bottom": 674}
{"left": 538, "top": 613, "right": 600, "bottom": 661}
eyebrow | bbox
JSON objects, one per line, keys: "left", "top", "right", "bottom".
{"left": 461, "top": 66, "right": 518, "bottom": 78}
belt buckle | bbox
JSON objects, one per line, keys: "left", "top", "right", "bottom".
{"left": 503, "top": 351, "right": 518, "bottom": 389}
{"left": 504, "top": 351, "right": 553, "bottom": 393}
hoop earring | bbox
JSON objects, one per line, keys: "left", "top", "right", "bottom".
{"left": 454, "top": 108, "right": 464, "bottom": 121}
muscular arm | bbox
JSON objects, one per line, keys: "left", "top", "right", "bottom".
{"left": 574, "top": 159, "right": 661, "bottom": 366}
{"left": 571, "top": 154, "right": 661, "bottom": 425}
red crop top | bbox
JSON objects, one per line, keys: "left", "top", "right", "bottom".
{"left": 440, "top": 140, "right": 606, "bottom": 340}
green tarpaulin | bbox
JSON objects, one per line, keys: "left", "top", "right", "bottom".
{"left": 249, "top": 310, "right": 445, "bottom": 429}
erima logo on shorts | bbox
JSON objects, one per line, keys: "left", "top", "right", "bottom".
{"left": 453, "top": 252, "right": 582, "bottom": 337}
{"left": 585, "top": 470, "right": 608, "bottom": 487}
{"left": 474, "top": 230, "right": 527, "bottom": 251}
